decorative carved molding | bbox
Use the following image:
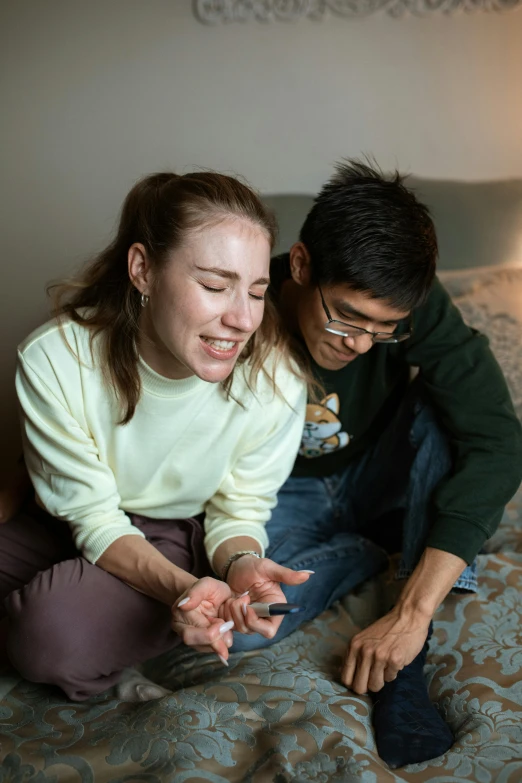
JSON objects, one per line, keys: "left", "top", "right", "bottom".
{"left": 193, "top": 0, "right": 522, "bottom": 23}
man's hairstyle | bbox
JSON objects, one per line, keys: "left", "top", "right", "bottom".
{"left": 299, "top": 159, "right": 438, "bottom": 311}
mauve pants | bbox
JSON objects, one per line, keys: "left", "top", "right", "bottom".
{"left": 0, "top": 502, "right": 210, "bottom": 700}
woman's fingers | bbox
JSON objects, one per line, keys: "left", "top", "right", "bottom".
{"left": 228, "top": 595, "right": 253, "bottom": 634}
{"left": 261, "top": 560, "right": 314, "bottom": 587}
{"left": 191, "top": 628, "right": 234, "bottom": 655}
{"left": 174, "top": 618, "right": 234, "bottom": 650}
{"left": 221, "top": 596, "right": 277, "bottom": 637}
{"left": 241, "top": 609, "right": 284, "bottom": 639}
{"left": 175, "top": 576, "right": 231, "bottom": 614}
{"left": 217, "top": 594, "right": 253, "bottom": 634}
{"left": 210, "top": 636, "right": 230, "bottom": 663}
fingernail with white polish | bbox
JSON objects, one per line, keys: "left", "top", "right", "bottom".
{"left": 242, "top": 603, "right": 248, "bottom": 616}
{"left": 219, "top": 620, "right": 234, "bottom": 633}
{"left": 177, "top": 597, "right": 190, "bottom": 607}
{"left": 239, "top": 591, "right": 249, "bottom": 598}
{"left": 300, "top": 570, "right": 315, "bottom": 574}
{"left": 218, "top": 655, "right": 229, "bottom": 667}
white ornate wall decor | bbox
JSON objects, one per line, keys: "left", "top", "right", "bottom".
{"left": 193, "top": 0, "right": 522, "bottom": 22}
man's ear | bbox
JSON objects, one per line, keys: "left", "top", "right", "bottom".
{"left": 128, "top": 243, "right": 153, "bottom": 295}
{"left": 289, "top": 242, "right": 312, "bottom": 287}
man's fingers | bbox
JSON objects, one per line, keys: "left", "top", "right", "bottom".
{"left": 352, "top": 653, "right": 372, "bottom": 695}
{"left": 341, "top": 642, "right": 358, "bottom": 688}
{"left": 368, "top": 653, "right": 403, "bottom": 692}
{"left": 383, "top": 664, "right": 401, "bottom": 683}
{"left": 345, "top": 637, "right": 379, "bottom": 696}
{"left": 367, "top": 657, "right": 387, "bottom": 693}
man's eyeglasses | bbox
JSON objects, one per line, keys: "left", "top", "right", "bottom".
{"left": 318, "top": 284, "right": 412, "bottom": 344}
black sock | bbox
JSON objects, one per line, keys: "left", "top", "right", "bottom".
{"left": 369, "top": 624, "right": 453, "bottom": 768}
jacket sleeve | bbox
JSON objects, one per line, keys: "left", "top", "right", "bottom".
{"left": 203, "top": 371, "right": 307, "bottom": 562}
{"left": 404, "top": 277, "right": 522, "bottom": 563}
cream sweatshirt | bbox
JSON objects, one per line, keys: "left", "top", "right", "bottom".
{"left": 16, "top": 318, "right": 306, "bottom": 564}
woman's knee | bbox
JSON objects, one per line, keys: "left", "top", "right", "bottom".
{"left": 5, "top": 590, "right": 78, "bottom": 687}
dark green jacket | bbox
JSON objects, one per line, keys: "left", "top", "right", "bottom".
{"left": 272, "top": 256, "right": 522, "bottom": 565}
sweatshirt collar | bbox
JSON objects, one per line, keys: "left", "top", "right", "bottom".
{"left": 138, "top": 356, "right": 204, "bottom": 397}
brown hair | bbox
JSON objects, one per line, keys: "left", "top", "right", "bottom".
{"left": 50, "top": 171, "right": 306, "bottom": 423}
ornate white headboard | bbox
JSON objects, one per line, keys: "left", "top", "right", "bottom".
{"left": 194, "top": 0, "right": 522, "bottom": 23}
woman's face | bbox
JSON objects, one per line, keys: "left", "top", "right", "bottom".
{"left": 129, "top": 218, "right": 271, "bottom": 383}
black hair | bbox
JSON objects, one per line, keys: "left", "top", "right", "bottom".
{"left": 299, "top": 159, "right": 438, "bottom": 311}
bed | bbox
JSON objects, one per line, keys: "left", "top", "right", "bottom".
{"left": 1, "top": 179, "right": 522, "bottom": 783}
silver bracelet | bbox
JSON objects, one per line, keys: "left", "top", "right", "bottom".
{"left": 221, "top": 550, "right": 261, "bottom": 582}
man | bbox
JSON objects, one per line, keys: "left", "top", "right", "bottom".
{"left": 232, "top": 160, "right": 522, "bottom": 768}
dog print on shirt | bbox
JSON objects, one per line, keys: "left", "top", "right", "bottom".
{"left": 299, "top": 393, "right": 350, "bottom": 458}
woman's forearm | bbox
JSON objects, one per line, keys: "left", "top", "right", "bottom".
{"left": 96, "top": 535, "right": 196, "bottom": 605}
{"left": 211, "top": 536, "right": 263, "bottom": 579}
{"left": 98, "top": 532, "right": 266, "bottom": 604}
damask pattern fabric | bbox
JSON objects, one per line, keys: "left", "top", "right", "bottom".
{"left": 439, "top": 267, "right": 522, "bottom": 419}
{"left": 1, "top": 516, "right": 522, "bottom": 782}
{"left": 1, "top": 268, "right": 522, "bottom": 781}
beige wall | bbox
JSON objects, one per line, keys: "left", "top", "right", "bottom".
{"left": 2, "top": 0, "right": 522, "bottom": 467}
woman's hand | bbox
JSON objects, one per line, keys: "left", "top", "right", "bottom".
{"left": 172, "top": 576, "right": 248, "bottom": 664}
{"left": 221, "top": 555, "right": 313, "bottom": 639}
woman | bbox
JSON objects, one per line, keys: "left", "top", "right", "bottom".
{"left": 0, "top": 171, "right": 311, "bottom": 701}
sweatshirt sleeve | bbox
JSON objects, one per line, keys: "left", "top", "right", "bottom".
{"left": 16, "top": 351, "right": 145, "bottom": 563}
{"left": 404, "top": 277, "right": 522, "bottom": 563}
{"left": 203, "top": 370, "right": 307, "bottom": 562}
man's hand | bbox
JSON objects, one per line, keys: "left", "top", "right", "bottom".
{"left": 342, "top": 546, "right": 468, "bottom": 694}
{"left": 222, "top": 554, "right": 312, "bottom": 639}
{"left": 172, "top": 576, "right": 243, "bottom": 664}
{"left": 341, "top": 606, "right": 431, "bottom": 694}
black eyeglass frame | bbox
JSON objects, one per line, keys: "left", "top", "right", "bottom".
{"left": 318, "top": 284, "right": 413, "bottom": 344}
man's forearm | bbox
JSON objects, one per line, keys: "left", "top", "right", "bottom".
{"left": 395, "top": 546, "right": 468, "bottom": 620}
{"left": 97, "top": 535, "right": 197, "bottom": 605}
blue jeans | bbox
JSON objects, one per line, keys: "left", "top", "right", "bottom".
{"left": 232, "top": 383, "right": 477, "bottom": 652}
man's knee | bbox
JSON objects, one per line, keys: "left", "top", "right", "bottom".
{"left": 410, "top": 396, "right": 449, "bottom": 452}
{"left": 409, "top": 397, "right": 452, "bottom": 481}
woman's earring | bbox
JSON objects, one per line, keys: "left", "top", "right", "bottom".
{"left": 140, "top": 293, "right": 149, "bottom": 308}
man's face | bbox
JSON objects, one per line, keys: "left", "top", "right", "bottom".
{"left": 296, "top": 281, "right": 411, "bottom": 371}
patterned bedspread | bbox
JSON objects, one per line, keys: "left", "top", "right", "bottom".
{"left": 1, "top": 483, "right": 521, "bottom": 783}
